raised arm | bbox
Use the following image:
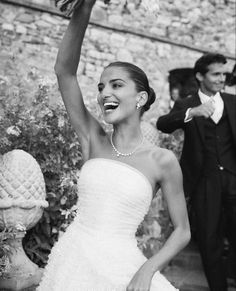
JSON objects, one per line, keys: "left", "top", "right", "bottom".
{"left": 54, "top": 0, "right": 105, "bottom": 160}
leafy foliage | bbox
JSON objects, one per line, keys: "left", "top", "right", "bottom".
{"left": 0, "top": 229, "right": 14, "bottom": 276}
{"left": 0, "top": 225, "right": 27, "bottom": 276}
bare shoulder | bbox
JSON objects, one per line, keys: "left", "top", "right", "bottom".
{"left": 152, "top": 146, "right": 177, "bottom": 167}
{"left": 142, "top": 139, "right": 177, "bottom": 165}
{"left": 149, "top": 146, "right": 180, "bottom": 179}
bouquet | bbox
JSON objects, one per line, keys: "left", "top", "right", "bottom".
{"left": 55, "top": 0, "right": 111, "bottom": 16}
{"left": 55, "top": 0, "right": 159, "bottom": 17}
{"left": 141, "top": 0, "right": 160, "bottom": 17}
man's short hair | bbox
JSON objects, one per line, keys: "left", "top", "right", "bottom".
{"left": 193, "top": 53, "right": 227, "bottom": 76}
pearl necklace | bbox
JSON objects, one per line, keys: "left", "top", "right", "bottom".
{"left": 110, "top": 132, "right": 144, "bottom": 157}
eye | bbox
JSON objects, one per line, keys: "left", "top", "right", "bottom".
{"left": 112, "top": 82, "right": 122, "bottom": 89}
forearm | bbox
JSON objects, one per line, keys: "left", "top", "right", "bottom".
{"left": 142, "top": 225, "right": 190, "bottom": 276}
{"left": 156, "top": 110, "right": 186, "bottom": 133}
{"left": 55, "top": 2, "right": 95, "bottom": 75}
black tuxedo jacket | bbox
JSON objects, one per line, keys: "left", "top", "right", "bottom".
{"left": 156, "top": 92, "right": 236, "bottom": 197}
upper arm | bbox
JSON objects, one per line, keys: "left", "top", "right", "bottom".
{"left": 56, "top": 73, "right": 105, "bottom": 157}
{"left": 156, "top": 100, "right": 188, "bottom": 133}
{"left": 159, "top": 151, "right": 189, "bottom": 230}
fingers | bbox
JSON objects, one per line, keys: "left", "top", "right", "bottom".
{"left": 198, "top": 100, "right": 215, "bottom": 118}
{"left": 190, "top": 99, "right": 216, "bottom": 119}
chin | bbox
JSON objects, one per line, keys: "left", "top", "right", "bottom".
{"left": 104, "top": 119, "right": 120, "bottom": 125}
{"left": 213, "top": 85, "right": 224, "bottom": 92}
{"left": 103, "top": 115, "right": 117, "bottom": 125}
{"left": 103, "top": 112, "right": 122, "bottom": 125}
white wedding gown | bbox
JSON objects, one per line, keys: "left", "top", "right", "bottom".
{"left": 37, "top": 158, "right": 177, "bottom": 290}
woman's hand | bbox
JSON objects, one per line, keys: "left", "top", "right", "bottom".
{"left": 84, "top": 0, "right": 97, "bottom": 6}
{"left": 71, "top": 0, "right": 96, "bottom": 12}
{"left": 126, "top": 264, "right": 154, "bottom": 291}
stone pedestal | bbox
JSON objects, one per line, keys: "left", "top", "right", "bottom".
{"left": 0, "top": 231, "right": 43, "bottom": 290}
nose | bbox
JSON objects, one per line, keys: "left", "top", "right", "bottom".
{"left": 220, "top": 73, "right": 226, "bottom": 83}
{"left": 100, "top": 84, "right": 112, "bottom": 97}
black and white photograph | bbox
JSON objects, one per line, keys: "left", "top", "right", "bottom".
{"left": 0, "top": 0, "right": 235, "bottom": 290}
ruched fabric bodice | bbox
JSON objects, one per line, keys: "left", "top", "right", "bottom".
{"left": 37, "top": 159, "right": 177, "bottom": 291}
{"left": 77, "top": 158, "right": 152, "bottom": 240}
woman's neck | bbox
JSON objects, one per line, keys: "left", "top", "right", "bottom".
{"left": 111, "top": 125, "right": 143, "bottom": 151}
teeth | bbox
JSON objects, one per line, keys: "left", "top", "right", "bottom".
{"left": 104, "top": 102, "right": 119, "bottom": 111}
{"left": 104, "top": 102, "right": 119, "bottom": 106}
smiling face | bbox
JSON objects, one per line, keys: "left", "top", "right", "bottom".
{"left": 196, "top": 62, "right": 227, "bottom": 96}
{"left": 97, "top": 66, "right": 140, "bottom": 124}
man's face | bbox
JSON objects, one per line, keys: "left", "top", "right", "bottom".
{"left": 196, "top": 63, "right": 227, "bottom": 96}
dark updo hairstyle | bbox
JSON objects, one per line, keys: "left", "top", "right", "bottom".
{"left": 193, "top": 53, "right": 227, "bottom": 85}
{"left": 106, "top": 62, "right": 156, "bottom": 115}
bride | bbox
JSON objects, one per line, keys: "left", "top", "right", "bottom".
{"left": 37, "top": 1, "right": 190, "bottom": 290}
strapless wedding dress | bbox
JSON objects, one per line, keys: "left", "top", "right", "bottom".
{"left": 37, "top": 158, "right": 177, "bottom": 290}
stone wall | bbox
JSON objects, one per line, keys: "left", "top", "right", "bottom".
{"left": 0, "top": 0, "right": 235, "bottom": 118}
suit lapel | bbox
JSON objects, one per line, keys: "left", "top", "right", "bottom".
{"left": 222, "top": 93, "right": 236, "bottom": 145}
{"left": 191, "top": 93, "right": 205, "bottom": 143}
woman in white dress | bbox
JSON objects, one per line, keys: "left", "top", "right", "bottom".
{"left": 37, "top": 1, "right": 190, "bottom": 290}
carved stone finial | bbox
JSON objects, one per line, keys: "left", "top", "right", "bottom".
{"left": 0, "top": 149, "right": 48, "bottom": 290}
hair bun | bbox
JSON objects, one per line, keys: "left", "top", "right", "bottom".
{"left": 143, "top": 87, "right": 156, "bottom": 112}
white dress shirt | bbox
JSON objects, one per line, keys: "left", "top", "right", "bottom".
{"left": 185, "top": 90, "right": 224, "bottom": 124}
{"left": 198, "top": 90, "right": 224, "bottom": 124}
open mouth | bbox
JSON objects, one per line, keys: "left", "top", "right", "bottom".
{"left": 103, "top": 102, "right": 119, "bottom": 112}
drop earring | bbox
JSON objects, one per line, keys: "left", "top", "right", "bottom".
{"left": 136, "top": 103, "right": 141, "bottom": 109}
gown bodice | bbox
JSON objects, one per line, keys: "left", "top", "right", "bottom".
{"left": 76, "top": 158, "right": 153, "bottom": 241}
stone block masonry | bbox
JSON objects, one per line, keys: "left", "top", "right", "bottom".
{"left": 0, "top": 0, "right": 235, "bottom": 118}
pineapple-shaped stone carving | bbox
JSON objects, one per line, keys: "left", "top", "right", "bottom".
{"left": 0, "top": 149, "right": 48, "bottom": 290}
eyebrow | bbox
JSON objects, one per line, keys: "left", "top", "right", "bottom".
{"left": 98, "top": 79, "right": 127, "bottom": 87}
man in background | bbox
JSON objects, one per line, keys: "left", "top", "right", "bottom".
{"left": 156, "top": 53, "right": 236, "bottom": 291}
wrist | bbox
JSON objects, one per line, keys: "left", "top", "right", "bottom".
{"left": 189, "top": 107, "right": 195, "bottom": 118}
{"left": 184, "top": 108, "right": 193, "bottom": 122}
{"left": 73, "top": 1, "right": 95, "bottom": 14}
{"left": 81, "top": 1, "right": 96, "bottom": 10}
{"left": 141, "top": 260, "right": 157, "bottom": 277}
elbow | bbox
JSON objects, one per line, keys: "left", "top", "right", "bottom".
{"left": 54, "top": 57, "right": 70, "bottom": 77}
{"left": 186, "top": 228, "right": 191, "bottom": 244}
{"left": 182, "top": 227, "right": 191, "bottom": 248}
{"left": 54, "top": 62, "right": 64, "bottom": 77}
{"left": 175, "top": 224, "right": 191, "bottom": 249}
{"left": 54, "top": 62, "right": 75, "bottom": 79}
{"left": 156, "top": 118, "right": 172, "bottom": 134}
